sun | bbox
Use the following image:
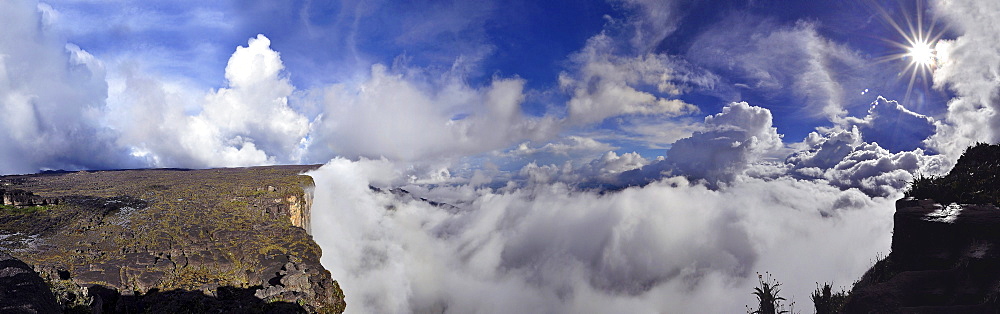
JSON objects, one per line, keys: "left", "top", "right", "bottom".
{"left": 906, "top": 40, "right": 936, "bottom": 68}
{"left": 872, "top": 1, "right": 946, "bottom": 104}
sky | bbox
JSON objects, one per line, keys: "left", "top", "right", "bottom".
{"left": 3, "top": 0, "right": 1000, "bottom": 312}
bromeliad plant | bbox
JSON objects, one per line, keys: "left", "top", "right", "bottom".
{"left": 747, "top": 272, "right": 790, "bottom": 314}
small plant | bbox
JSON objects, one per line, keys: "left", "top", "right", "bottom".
{"left": 46, "top": 278, "right": 92, "bottom": 313}
{"left": 852, "top": 252, "right": 896, "bottom": 288}
{"left": 0, "top": 204, "right": 52, "bottom": 214}
{"left": 811, "top": 282, "right": 848, "bottom": 314}
{"left": 906, "top": 174, "right": 939, "bottom": 198}
{"left": 747, "top": 272, "right": 791, "bottom": 314}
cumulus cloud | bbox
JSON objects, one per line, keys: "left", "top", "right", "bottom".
{"left": 560, "top": 34, "right": 705, "bottom": 125}
{"left": 821, "top": 143, "right": 924, "bottom": 196}
{"left": 306, "top": 64, "right": 560, "bottom": 163}
{"left": 0, "top": 1, "right": 142, "bottom": 174}
{"left": 110, "top": 34, "right": 309, "bottom": 168}
{"left": 309, "top": 158, "right": 895, "bottom": 313}
{"left": 602, "top": 97, "right": 945, "bottom": 196}
{"left": 787, "top": 127, "right": 864, "bottom": 171}
{"left": 843, "top": 96, "right": 937, "bottom": 152}
{"left": 661, "top": 102, "right": 784, "bottom": 184}
{"left": 926, "top": 0, "right": 1000, "bottom": 159}
{"left": 787, "top": 126, "right": 948, "bottom": 196}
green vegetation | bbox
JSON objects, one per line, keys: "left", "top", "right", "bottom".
{"left": 0, "top": 204, "right": 53, "bottom": 214}
{"left": 46, "top": 278, "right": 91, "bottom": 313}
{"left": 907, "top": 142, "right": 1000, "bottom": 205}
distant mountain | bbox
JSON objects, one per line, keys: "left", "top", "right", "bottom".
{"left": 0, "top": 166, "right": 345, "bottom": 313}
{"left": 845, "top": 143, "right": 1000, "bottom": 312}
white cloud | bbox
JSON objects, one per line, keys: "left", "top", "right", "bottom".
{"left": 787, "top": 126, "right": 948, "bottom": 197}
{"left": 560, "top": 34, "right": 703, "bottom": 125}
{"left": 0, "top": 1, "right": 141, "bottom": 174}
{"left": 823, "top": 143, "right": 931, "bottom": 197}
{"left": 202, "top": 34, "right": 310, "bottom": 161}
{"left": 506, "top": 136, "right": 616, "bottom": 157}
{"left": 306, "top": 63, "right": 560, "bottom": 163}
{"left": 787, "top": 127, "right": 863, "bottom": 171}
{"left": 579, "top": 151, "right": 650, "bottom": 179}
{"left": 687, "top": 18, "right": 870, "bottom": 119}
{"left": 662, "top": 102, "right": 783, "bottom": 184}
{"left": 513, "top": 150, "right": 650, "bottom": 187}
{"left": 308, "top": 158, "right": 895, "bottom": 313}
{"left": 613, "top": 0, "right": 681, "bottom": 52}
{"left": 926, "top": 0, "right": 1000, "bottom": 159}
{"left": 843, "top": 96, "right": 937, "bottom": 152}
{"left": 109, "top": 34, "right": 309, "bottom": 168}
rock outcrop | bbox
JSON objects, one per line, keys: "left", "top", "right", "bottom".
{"left": 0, "top": 166, "right": 345, "bottom": 313}
{"left": 846, "top": 143, "right": 1000, "bottom": 313}
{"left": 845, "top": 199, "right": 1000, "bottom": 312}
{"left": 0, "top": 189, "right": 59, "bottom": 207}
{"left": 0, "top": 251, "right": 60, "bottom": 314}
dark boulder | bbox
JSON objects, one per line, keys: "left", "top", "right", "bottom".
{"left": 0, "top": 251, "right": 60, "bottom": 314}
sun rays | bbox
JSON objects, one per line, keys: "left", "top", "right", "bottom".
{"left": 873, "top": 0, "right": 946, "bottom": 105}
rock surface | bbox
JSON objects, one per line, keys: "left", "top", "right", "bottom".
{"left": 1, "top": 189, "right": 60, "bottom": 206}
{"left": 845, "top": 199, "right": 1000, "bottom": 312}
{"left": 0, "top": 251, "right": 60, "bottom": 314}
{"left": 0, "top": 166, "right": 345, "bottom": 313}
{"left": 846, "top": 144, "right": 1000, "bottom": 313}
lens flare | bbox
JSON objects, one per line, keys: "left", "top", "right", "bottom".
{"left": 873, "top": 1, "right": 945, "bottom": 105}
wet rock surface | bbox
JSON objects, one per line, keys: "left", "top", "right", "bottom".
{"left": 0, "top": 166, "right": 345, "bottom": 313}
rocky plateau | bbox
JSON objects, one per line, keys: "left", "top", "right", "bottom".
{"left": 0, "top": 165, "right": 344, "bottom": 313}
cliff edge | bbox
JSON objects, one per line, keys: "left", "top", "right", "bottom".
{"left": 846, "top": 143, "right": 1000, "bottom": 313}
{"left": 0, "top": 165, "right": 344, "bottom": 313}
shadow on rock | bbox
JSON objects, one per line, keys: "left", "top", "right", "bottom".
{"left": 86, "top": 284, "right": 307, "bottom": 314}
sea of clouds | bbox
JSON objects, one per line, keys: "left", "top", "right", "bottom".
{"left": 309, "top": 157, "right": 899, "bottom": 313}
{"left": 4, "top": 0, "right": 1000, "bottom": 312}
{"left": 304, "top": 97, "right": 940, "bottom": 312}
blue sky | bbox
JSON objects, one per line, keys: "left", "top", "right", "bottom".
{"left": 6, "top": 0, "right": 1000, "bottom": 311}
{"left": 41, "top": 0, "right": 953, "bottom": 160}
{"left": 3, "top": 0, "right": 979, "bottom": 178}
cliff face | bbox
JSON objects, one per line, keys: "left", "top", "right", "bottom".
{"left": 845, "top": 144, "right": 1000, "bottom": 312}
{"left": 845, "top": 199, "right": 1000, "bottom": 312}
{"left": 0, "top": 166, "right": 344, "bottom": 313}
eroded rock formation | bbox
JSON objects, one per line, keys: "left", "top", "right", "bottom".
{"left": 0, "top": 166, "right": 344, "bottom": 313}
{"left": 0, "top": 189, "right": 59, "bottom": 207}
